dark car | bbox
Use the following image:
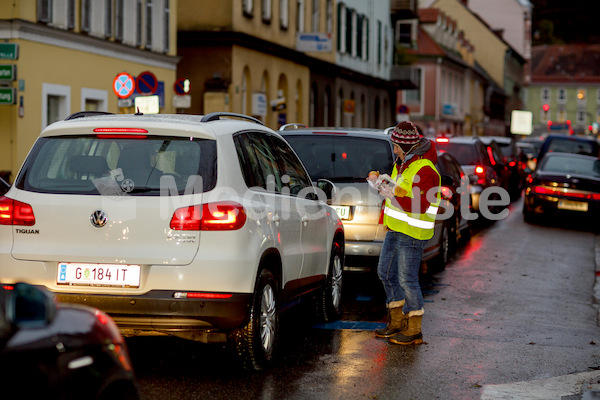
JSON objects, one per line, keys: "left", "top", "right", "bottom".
{"left": 0, "top": 177, "right": 8, "bottom": 196}
{"left": 435, "top": 151, "right": 472, "bottom": 256}
{"left": 1, "top": 283, "right": 139, "bottom": 400}
{"left": 536, "top": 134, "right": 600, "bottom": 165}
{"left": 434, "top": 136, "right": 506, "bottom": 220}
{"left": 523, "top": 153, "right": 600, "bottom": 225}
{"left": 280, "top": 126, "right": 452, "bottom": 272}
{"left": 479, "top": 136, "right": 524, "bottom": 199}
{"left": 478, "top": 138, "right": 511, "bottom": 197}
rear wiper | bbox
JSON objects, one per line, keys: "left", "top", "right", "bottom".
{"left": 125, "top": 186, "right": 156, "bottom": 193}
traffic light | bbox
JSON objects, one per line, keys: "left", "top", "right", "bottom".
{"left": 542, "top": 104, "right": 550, "bottom": 112}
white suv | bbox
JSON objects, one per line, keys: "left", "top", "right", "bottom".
{"left": 0, "top": 111, "right": 344, "bottom": 370}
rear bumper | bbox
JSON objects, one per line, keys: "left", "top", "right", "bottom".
{"left": 344, "top": 240, "right": 383, "bottom": 257}
{"left": 53, "top": 290, "right": 252, "bottom": 332}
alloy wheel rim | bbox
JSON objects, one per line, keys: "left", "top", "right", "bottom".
{"left": 260, "top": 284, "right": 276, "bottom": 352}
{"left": 331, "top": 255, "right": 343, "bottom": 309}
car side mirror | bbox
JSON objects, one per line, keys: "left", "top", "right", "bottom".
{"left": 6, "top": 283, "right": 56, "bottom": 329}
{"left": 315, "top": 179, "right": 337, "bottom": 203}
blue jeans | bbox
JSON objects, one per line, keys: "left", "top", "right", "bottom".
{"left": 377, "top": 230, "right": 427, "bottom": 313}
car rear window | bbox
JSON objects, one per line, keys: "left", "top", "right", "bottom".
{"left": 540, "top": 155, "right": 600, "bottom": 177}
{"left": 16, "top": 135, "right": 217, "bottom": 195}
{"left": 546, "top": 138, "right": 598, "bottom": 156}
{"left": 283, "top": 135, "right": 393, "bottom": 182}
{"left": 436, "top": 142, "right": 479, "bottom": 165}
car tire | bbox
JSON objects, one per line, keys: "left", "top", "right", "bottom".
{"left": 315, "top": 242, "right": 343, "bottom": 323}
{"left": 228, "top": 268, "right": 278, "bottom": 371}
{"left": 523, "top": 205, "right": 536, "bottom": 224}
{"left": 430, "top": 223, "right": 449, "bottom": 272}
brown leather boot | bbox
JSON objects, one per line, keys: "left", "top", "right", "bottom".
{"left": 375, "top": 301, "right": 408, "bottom": 338}
{"left": 389, "top": 309, "right": 424, "bottom": 345}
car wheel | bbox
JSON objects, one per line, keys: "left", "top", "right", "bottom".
{"left": 315, "top": 242, "right": 343, "bottom": 323}
{"left": 228, "top": 268, "right": 278, "bottom": 371}
{"left": 430, "top": 223, "right": 449, "bottom": 272}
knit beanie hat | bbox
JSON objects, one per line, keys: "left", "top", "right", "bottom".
{"left": 390, "top": 121, "right": 420, "bottom": 145}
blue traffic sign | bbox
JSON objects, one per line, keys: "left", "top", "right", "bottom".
{"left": 136, "top": 71, "right": 158, "bottom": 94}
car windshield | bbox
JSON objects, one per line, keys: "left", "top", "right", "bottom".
{"left": 546, "top": 138, "right": 597, "bottom": 156}
{"left": 284, "top": 135, "right": 393, "bottom": 182}
{"left": 436, "top": 142, "right": 479, "bottom": 165}
{"left": 540, "top": 155, "right": 600, "bottom": 177}
{"left": 16, "top": 135, "right": 217, "bottom": 195}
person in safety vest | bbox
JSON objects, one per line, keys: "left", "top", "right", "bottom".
{"left": 367, "top": 121, "right": 441, "bottom": 345}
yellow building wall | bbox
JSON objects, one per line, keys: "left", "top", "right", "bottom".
{"left": 0, "top": 1, "right": 36, "bottom": 19}
{"left": 0, "top": 39, "right": 177, "bottom": 180}
{"left": 231, "top": 46, "right": 309, "bottom": 129}
{"left": 178, "top": 0, "right": 233, "bottom": 30}
{"left": 431, "top": 0, "right": 508, "bottom": 89}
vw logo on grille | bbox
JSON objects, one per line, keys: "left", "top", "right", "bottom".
{"left": 90, "top": 210, "right": 108, "bottom": 228}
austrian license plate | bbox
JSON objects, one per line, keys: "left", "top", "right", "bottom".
{"left": 333, "top": 206, "right": 351, "bottom": 220}
{"left": 558, "top": 199, "right": 588, "bottom": 212}
{"left": 57, "top": 263, "right": 141, "bottom": 288}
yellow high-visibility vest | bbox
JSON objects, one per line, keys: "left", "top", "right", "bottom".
{"left": 383, "top": 158, "right": 441, "bottom": 240}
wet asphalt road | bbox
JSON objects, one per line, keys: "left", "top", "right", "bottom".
{"left": 126, "top": 197, "right": 600, "bottom": 400}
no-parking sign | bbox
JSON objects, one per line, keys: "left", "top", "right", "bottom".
{"left": 136, "top": 71, "right": 158, "bottom": 94}
{"left": 113, "top": 72, "right": 135, "bottom": 99}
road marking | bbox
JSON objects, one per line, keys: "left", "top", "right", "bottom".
{"left": 313, "top": 321, "right": 386, "bottom": 330}
{"left": 481, "top": 370, "right": 600, "bottom": 400}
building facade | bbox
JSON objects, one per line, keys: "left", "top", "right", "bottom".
{"left": 0, "top": 0, "right": 179, "bottom": 182}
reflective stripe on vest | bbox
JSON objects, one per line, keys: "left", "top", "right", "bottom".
{"left": 383, "top": 158, "right": 441, "bottom": 240}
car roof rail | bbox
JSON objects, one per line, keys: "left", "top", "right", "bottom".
{"left": 201, "top": 112, "right": 264, "bottom": 126}
{"left": 65, "top": 111, "right": 114, "bottom": 120}
{"left": 279, "top": 123, "right": 308, "bottom": 131}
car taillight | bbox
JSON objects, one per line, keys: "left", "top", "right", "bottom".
{"left": 379, "top": 199, "right": 386, "bottom": 225}
{"left": 473, "top": 166, "right": 486, "bottom": 184}
{"left": 440, "top": 186, "right": 452, "bottom": 200}
{"left": 0, "top": 196, "right": 36, "bottom": 226}
{"left": 532, "top": 186, "right": 600, "bottom": 200}
{"left": 486, "top": 147, "right": 496, "bottom": 166}
{"left": 436, "top": 137, "right": 449, "bottom": 143}
{"left": 170, "top": 201, "right": 246, "bottom": 231}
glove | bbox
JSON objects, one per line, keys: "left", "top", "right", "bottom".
{"left": 393, "top": 186, "right": 408, "bottom": 197}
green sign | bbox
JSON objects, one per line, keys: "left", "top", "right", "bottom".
{"left": 0, "top": 65, "right": 16, "bottom": 81}
{"left": 0, "top": 88, "right": 16, "bottom": 105}
{"left": 0, "top": 43, "right": 19, "bottom": 60}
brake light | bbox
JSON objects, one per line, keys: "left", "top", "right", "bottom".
{"left": 486, "top": 147, "right": 496, "bottom": 166}
{"left": 473, "top": 166, "right": 486, "bottom": 184}
{"left": 436, "top": 137, "right": 449, "bottom": 143}
{"left": 94, "top": 128, "right": 148, "bottom": 134}
{"left": 173, "top": 292, "right": 233, "bottom": 299}
{"left": 532, "top": 186, "right": 600, "bottom": 200}
{"left": 170, "top": 201, "right": 246, "bottom": 231}
{"left": 440, "top": 186, "right": 452, "bottom": 199}
{"left": 0, "top": 197, "right": 36, "bottom": 226}
{"left": 509, "top": 160, "right": 516, "bottom": 167}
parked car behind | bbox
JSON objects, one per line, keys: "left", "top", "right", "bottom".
{"left": 536, "top": 134, "right": 600, "bottom": 165}
{"left": 279, "top": 126, "right": 454, "bottom": 273}
{"left": 434, "top": 136, "right": 506, "bottom": 220}
{"left": 1, "top": 282, "right": 139, "bottom": 400}
{"left": 523, "top": 152, "right": 600, "bottom": 225}
{"left": 0, "top": 111, "right": 345, "bottom": 371}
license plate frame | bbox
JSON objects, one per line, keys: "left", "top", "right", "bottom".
{"left": 558, "top": 199, "right": 588, "bottom": 212}
{"left": 332, "top": 205, "right": 351, "bottom": 220}
{"left": 57, "top": 262, "right": 141, "bottom": 288}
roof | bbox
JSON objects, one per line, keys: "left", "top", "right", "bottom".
{"left": 530, "top": 44, "right": 600, "bottom": 84}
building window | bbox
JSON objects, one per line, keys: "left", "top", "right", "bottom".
{"left": 81, "top": 88, "right": 108, "bottom": 112}
{"left": 38, "top": 0, "right": 52, "bottom": 23}
{"left": 361, "top": 16, "right": 369, "bottom": 61}
{"left": 297, "top": 0, "right": 305, "bottom": 33}
{"left": 145, "top": 0, "right": 153, "bottom": 49}
{"left": 326, "top": 0, "right": 333, "bottom": 33}
{"left": 350, "top": 10, "right": 357, "bottom": 57}
{"left": 105, "top": 0, "right": 113, "bottom": 38}
{"left": 396, "top": 21, "right": 415, "bottom": 48}
{"left": 576, "top": 110, "right": 586, "bottom": 125}
{"left": 136, "top": 0, "right": 142, "bottom": 46}
{"left": 42, "top": 83, "right": 70, "bottom": 128}
{"left": 243, "top": 0, "right": 254, "bottom": 17}
{"left": 115, "top": 0, "right": 124, "bottom": 41}
{"left": 262, "top": 0, "right": 272, "bottom": 23}
{"left": 82, "top": 0, "right": 91, "bottom": 33}
{"left": 67, "top": 0, "right": 75, "bottom": 30}
{"left": 311, "top": 0, "right": 319, "bottom": 32}
{"left": 280, "top": 0, "right": 289, "bottom": 30}
{"left": 557, "top": 87, "right": 566, "bottom": 104}
{"left": 541, "top": 87, "right": 550, "bottom": 103}
{"left": 337, "top": 3, "right": 346, "bottom": 53}
{"left": 164, "top": 0, "right": 170, "bottom": 52}
{"left": 405, "top": 67, "right": 422, "bottom": 104}
{"left": 377, "top": 20, "right": 382, "bottom": 65}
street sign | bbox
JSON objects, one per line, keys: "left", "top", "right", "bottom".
{"left": 296, "top": 33, "right": 332, "bottom": 52}
{"left": 510, "top": 110, "right": 533, "bottom": 135}
{"left": 174, "top": 78, "right": 191, "bottom": 95}
{"left": 136, "top": 71, "right": 158, "bottom": 94}
{"left": 0, "top": 88, "right": 16, "bottom": 105}
{"left": 0, "top": 65, "right": 16, "bottom": 81}
{"left": 0, "top": 43, "right": 19, "bottom": 60}
{"left": 117, "top": 98, "right": 133, "bottom": 108}
{"left": 172, "top": 95, "right": 191, "bottom": 108}
{"left": 113, "top": 72, "right": 135, "bottom": 99}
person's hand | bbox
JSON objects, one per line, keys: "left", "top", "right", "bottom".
{"left": 379, "top": 184, "right": 394, "bottom": 199}
{"left": 367, "top": 171, "right": 379, "bottom": 181}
